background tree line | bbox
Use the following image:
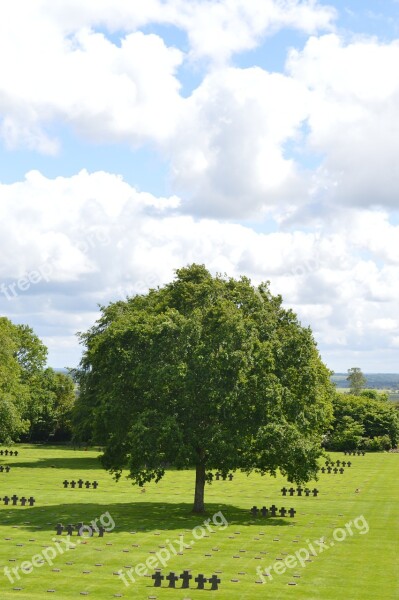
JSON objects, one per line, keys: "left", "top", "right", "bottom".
{"left": 0, "top": 317, "right": 75, "bottom": 443}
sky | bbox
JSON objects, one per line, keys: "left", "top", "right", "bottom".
{"left": 1, "top": 0, "right": 399, "bottom": 372}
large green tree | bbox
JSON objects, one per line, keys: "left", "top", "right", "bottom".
{"left": 74, "top": 265, "right": 334, "bottom": 513}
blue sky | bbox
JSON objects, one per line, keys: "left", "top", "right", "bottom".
{"left": 1, "top": 0, "right": 399, "bottom": 372}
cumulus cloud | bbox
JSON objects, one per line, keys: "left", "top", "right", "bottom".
{"left": 287, "top": 34, "right": 399, "bottom": 209}
{"left": 169, "top": 66, "right": 311, "bottom": 216}
{"left": 0, "top": 1, "right": 334, "bottom": 153}
{"left": 0, "top": 170, "right": 399, "bottom": 370}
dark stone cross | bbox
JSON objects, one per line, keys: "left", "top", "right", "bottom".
{"left": 215, "top": 473, "right": 220, "bottom": 481}
{"left": 209, "top": 574, "right": 221, "bottom": 590}
{"left": 195, "top": 574, "right": 207, "bottom": 590}
{"left": 325, "top": 460, "right": 329, "bottom": 466}
{"left": 180, "top": 570, "right": 192, "bottom": 589}
{"left": 98, "top": 526, "right": 105, "bottom": 537}
{"left": 85, "top": 481, "right": 91, "bottom": 488}
{"left": 3, "top": 496, "right": 10, "bottom": 505}
{"left": 288, "top": 487, "right": 295, "bottom": 496}
{"left": 166, "top": 572, "right": 179, "bottom": 588}
{"left": 222, "top": 474, "right": 227, "bottom": 480}
{"left": 250, "top": 506, "right": 259, "bottom": 517}
{"left": 9, "top": 450, "right": 13, "bottom": 456}
{"left": 281, "top": 487, "right": 287, "bottom": 496}
{"left": 327, "top": 467, "right": 332, "bottom": 474}
{"left": 152, "top": 571, "right": 164, "bottom": 587}
{"left": 66, "top": 524, "right": 74, "bottom": 535}
{"left": 261, "top": 506, "right": 268, "bottom": 517}
{"left": 77, "top": 479, "right": 84, "bottom": 489}
{"left": 11, "top": 494, "right": 18, "bottom": 505}
{"left": 312, "top": 488, "right": 319, "bottom": 497}
{"left": 339, "top": 467, "right": 344, "bottom": 474}
{"left": 55, "top": 524, "right": 64, "bottom": 535}
{"left": 342, "top": 461, "right": 347, "bottom": 467}
{"left": 228, "top": 474, "right": 233, "bottom": 481}
{"left": 28, "top": 497, "right": 35, "bottom": 506}
{"left": 5, "top": 466, "right": 10, "bottom": 473}
{"left": 0, "top": 450, "right": 3, "bottom": 455}
{"left": 269, "top": 504, "right": 278, "bottom": 517}
{"left": 362, "top": 451, "right": 365, "bottom": 456}
{"left": 92, "top": 481, "right": 99, "bottom": 489}
{"left": 14, "top": 451, "right": 18, "bottom": 456}
{"left": 63, "top": 480, "right": 69, "bottom": 488}
{"left": 297, "top": 486, "right": 303, "bottom": 496}
{"left": 20, "top": 497, "right": 27, "bottom": 506}
{"left": 333, "top": 467, "right": 338, "bottom": 474}
{"left": 70, "top": 480, "right": 76, "bottom": 488}
{"left": 347, "top": 461, "right": 352, "bottom": 467}
{"left": 77, "top": 523, "right": 84, "bottom": 536}
{"left": 321, "top": 467, "right": 326, "bottom": 473}
{"left": 304, "top": 488, "right": 311, "bottom": 496}
{"left": 336, "top": 460, "right": 341, "bottom": 466}
{"left": 0, "top": 466, "right": 3, "bottom": 472}
{"left": 288, "top": 508, "right": 296, "bottom": 518}
{"left": 4, "top": 450, "right": 8, "bottom": 456}
{"left": 279, "top": 507, "right": 287, "bottom": 517}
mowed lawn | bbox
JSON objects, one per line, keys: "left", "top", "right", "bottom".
{"left": 0, "top": 446, "right": 398, "bottom": 599}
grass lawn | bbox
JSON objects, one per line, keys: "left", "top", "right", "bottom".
{"left": 0, "top": 446, "right": 398, "bottom": 599}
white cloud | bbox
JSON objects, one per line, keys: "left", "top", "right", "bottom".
{"left": 287, "top": 34, "right": 399, "bottom": 209}
{"left": 0, "top": 1, "right": 334, "bottom": 158}
{"left": 39, "top": 0, "right": 335, "bottom": 61}
{"left": 1, "top": 171, "right": 399, "bottom": 370}
{"left": 169, "top": 66, "right": 311, "bottom": 216}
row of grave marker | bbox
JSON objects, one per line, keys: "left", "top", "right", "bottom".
{"left": 0, "top": 450, "right": 18, "bottom": 456}
{"left": 325, "top": 460, "right": 351, "bottom": 467}
{"left": 210, "top": 473, "right": 233, "bottom": 481}
{"left": 63, "top": 480, "right": 99, "bottom": 488}
{"left": 0, "top": 466, "right": 11, "bottom": 472}
{"left": 55, "top": 523, "right": 105, "bottom": 537}
{"left": 320, "top": 467, "right": 346, "bottom": 474}
{"left": 281, "top": 487, "right": 319, "bottom": 497}
{"left": 344, "top": 451, "right": 365, "bottom": 455}
{"left": 2, "top": 495, "right": 35, "bottom": 506}
{"left": 250, "top": 505, "right": 296, "bottom": 518}
{"left": 152, "top": 570, "right": 220, "bottom": 590}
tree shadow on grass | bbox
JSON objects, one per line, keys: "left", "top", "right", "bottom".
{"left": 9, "top": 456, "right": 102, "bottom": 470}
{"left": 0, "top": 502, "right": 294, "bottom": 534}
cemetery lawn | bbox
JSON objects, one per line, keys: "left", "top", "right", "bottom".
{"left": 0, "top": 446, "right": 398, "bottom": 599}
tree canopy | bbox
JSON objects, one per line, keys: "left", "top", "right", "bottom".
{"left": 74, "top": 264, "right": 335, "bottom": 513}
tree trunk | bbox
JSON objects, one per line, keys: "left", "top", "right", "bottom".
{"left": 193, "top": 462, "right": 206, "bottom": 514}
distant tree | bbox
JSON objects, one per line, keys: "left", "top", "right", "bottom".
{"left": 73, "top": 264, "right": 335, "bottom": 513}
{"left": 347, "top": 367, "right": 366, "bottom": 395}
{"left": 22, "top": 369, "right": 75, "bottom": 442}
{"left": 325, "top": 393, "right": 399, "bottom": 451}
{"left": 0, "top": 317, "right": 74, "bottom": 443}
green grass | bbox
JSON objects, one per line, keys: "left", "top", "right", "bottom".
{"left": 0, "top": 446, "right": 398, "bottom": 599}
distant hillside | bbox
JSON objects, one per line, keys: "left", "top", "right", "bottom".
{"left": 331, "top": 373, "right": 399, "bottom": 391}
